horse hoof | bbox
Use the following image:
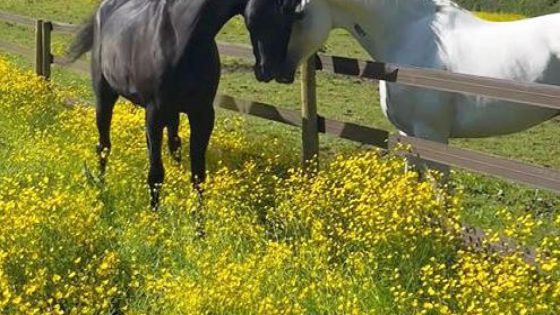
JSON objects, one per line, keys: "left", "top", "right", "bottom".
{"left": 150, "top": 203, "right": 159, "bottom": 212}
{"left": 96, "top": 144, "right": 110, "bottom": 175}
{"left": 149, "top": 185, "right": 162, "bottom": 211}
{"left": 194, "top": 227, "right": 206, "bottom": 240}
{"left": 150, "top": 192, "right": 161, "bottom": 210}
{"left": 150, "top": 199, "right": 160, "bottom": 211}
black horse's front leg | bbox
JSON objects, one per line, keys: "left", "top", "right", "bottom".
{"left": 187, "top": 107, "right": 215, "bottom": 237}
{"left": 167, "top": 112, "right": 182, "bottom": 163}
{"left": 94, "top": 77, "right": 118, "bottom": 175}
{"left": 145, "top": 106, "right": 166, "bottom": 210}
{"left": 187, "top": 107, "right": 215, "bottom": 193}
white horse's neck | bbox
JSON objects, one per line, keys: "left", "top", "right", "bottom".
{"left": 326, "top": 0, "right": 477, "bottom": 64}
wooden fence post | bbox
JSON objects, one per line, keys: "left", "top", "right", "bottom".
{"left": 301, "top": 56, "right": 319, "bottom": 173}
{"left": 41, "top": 21, "right": 52, "bottom": 79}
{"left": 35, "top": 20, "right": 44, "bottom": 77}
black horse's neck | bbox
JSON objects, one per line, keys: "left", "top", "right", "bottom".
{"left": 200, "top": 0, "right": 248, "bottom": 38}
{"left": 170, "top": 0, "right": 248, "bottom": 48}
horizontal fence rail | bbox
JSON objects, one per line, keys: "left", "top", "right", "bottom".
{"left": 0, "top": 13, "right": 560, "bottom": 194}
{"left": 0, "top": 10, "right": 76, "bottom": 33}
{"left": 390, "top": 135, "right": 560, "bottom": 192}
{"left": 0, "top": 10, "right": 36, "bottom": 28}
{"left": 314, "top": 55, "right": 560, "bottom": 111}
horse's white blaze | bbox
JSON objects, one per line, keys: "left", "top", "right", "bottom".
{"left": 287, "top": 0, "right": 560, "bottom": 142}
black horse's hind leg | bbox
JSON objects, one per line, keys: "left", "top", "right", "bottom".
{"left": 145, "top": 105, "right": 166, "bottom": 210}
{"left": 94, "top": 77, "right": 118, "bottom": 174}
{"left": 167, "top": 112, "right": 182, "bottom": 163}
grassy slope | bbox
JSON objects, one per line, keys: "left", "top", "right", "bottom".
{"left": 0, "top": 0, "right": 559, "bottom": 230}
{"left": 5, "top": 58, "right": 557, "bottom": 314}
{"left": 456, "top": 0, "right": 560, "bottom": 16}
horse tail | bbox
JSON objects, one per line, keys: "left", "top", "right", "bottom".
{"left": 67, "top": 15, "right": 95, "bottom": 63}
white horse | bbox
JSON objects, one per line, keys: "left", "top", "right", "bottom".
{"left": 278, "top": 0, "right": 560, "bottom": 173}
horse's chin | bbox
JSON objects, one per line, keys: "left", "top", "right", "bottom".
{"left": 254, "top": 65, "right": 275, "bottom": 83}
{"left": 256, "top": 76, "right": 274, "bottom": 83}
{"left": 275, "top": 66, "right": 297, "bottom": 84}
{"left": 275, "top": 76, "right": 295, "bottom": 84}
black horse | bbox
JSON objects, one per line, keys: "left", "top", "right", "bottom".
{"left": 68, "top": 0, "right": 302, "bottom": 209}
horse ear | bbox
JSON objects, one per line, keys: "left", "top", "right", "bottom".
{"left": 281, "top": 0, "right": 309, "bottom": 16}
{"left": 294, "top": 0, "right": 309, "bottom": 19}
{"left": 295, "top": 0, "right": 309, "bottom": 14}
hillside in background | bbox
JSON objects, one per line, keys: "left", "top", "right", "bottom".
{"left": 457, "top": 0, "right": 560, "bottom": 16}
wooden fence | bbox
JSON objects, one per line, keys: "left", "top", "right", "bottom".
{"left": 1, "top": 11, "right": 560, "bottom": 194}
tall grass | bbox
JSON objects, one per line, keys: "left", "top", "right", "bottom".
{"left": 1, "top": 52, "right": 559, "bottom": 314}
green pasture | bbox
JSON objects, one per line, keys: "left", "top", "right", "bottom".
{"left": 0, "top": 0, "right": 559, "bottom": 232}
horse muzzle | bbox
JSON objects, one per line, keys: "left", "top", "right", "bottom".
{"left": 254, "top": 64, "right": 275, "bottom": 83}
{"left": 275, "top": 64, "right": 297, "bottom": 84}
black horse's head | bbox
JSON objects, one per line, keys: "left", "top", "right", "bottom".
{"left": 244, "top": 0, "right": 304, "bottom": 82}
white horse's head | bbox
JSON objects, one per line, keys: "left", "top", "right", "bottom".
{"left": 277, "top": 0, "right": 333, "bottom": 83}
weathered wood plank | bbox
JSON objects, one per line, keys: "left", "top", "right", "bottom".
{"left": 301, "top": 57, "right": 320, "bottom": 170}
{"left": 41, "top": 21, "right": 52, "bottom": 79}
{"left": 35, "top": 20, "right": 44, "bottom": 76}
{"left": 390, "top": 135, "right": 560, "bottom": 193}
{"left": 0, "top": 10, "right": 36, "bottom": 27}
{"left": 215, "top": 94, "right": 390, "bottom": 150}
{"left": 0, "top": 10, "right": 78, "bottom": 33}
{"left": 215, "top": 46, "right": 560, "bottom": 112}
{"left": 214, "top": 95, "right": 302, "bottom": 127}
{"left": 319, "top": 118, "right": 389, "bottom": 149}
{"left": 315, "top": 55, "right": 560, "bottom": 111}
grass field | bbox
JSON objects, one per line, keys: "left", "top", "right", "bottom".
{"left": 0, "top": 1, "right": 560, "bottom": 313}
{"left": 456, "top": 0, "right": 560, "bottom": 17}
{"left": 1, "top": 0, "right": 559, "bottom": 230}
{"left": 1, "top": 47, "right": 559, "bottom": 315}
